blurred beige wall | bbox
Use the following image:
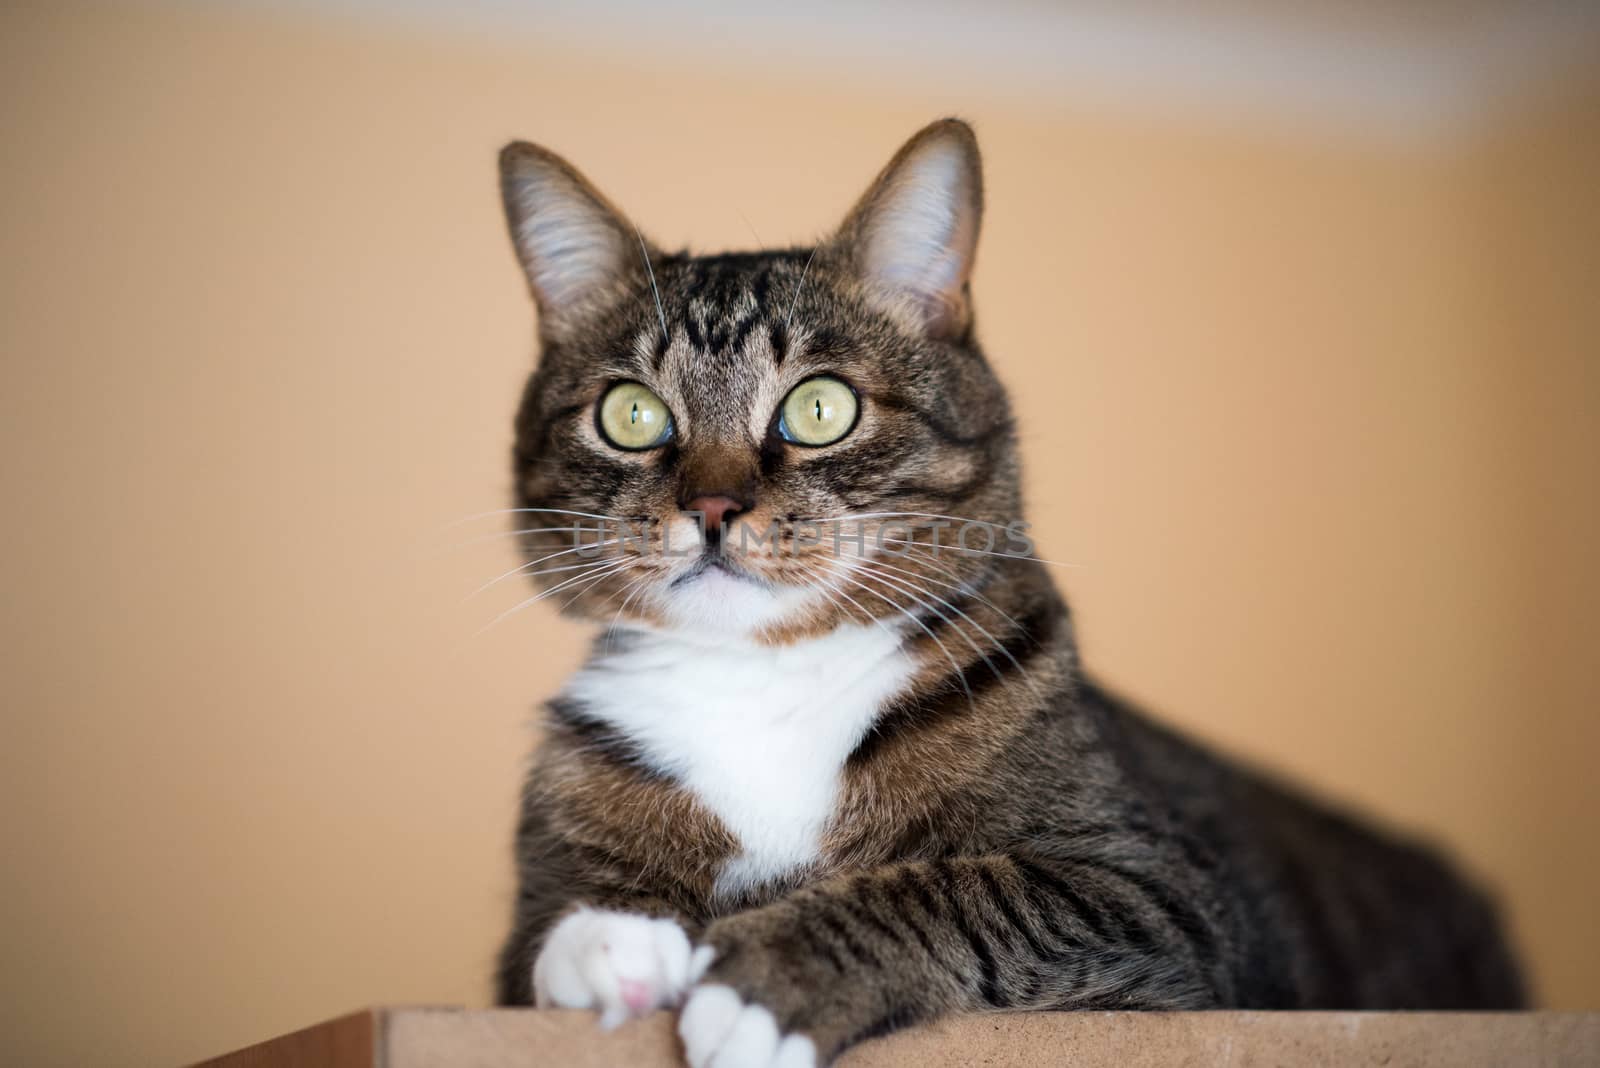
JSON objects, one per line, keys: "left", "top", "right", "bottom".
{"left": 1, "top": 3, "right": 1595, "bottom": 1065}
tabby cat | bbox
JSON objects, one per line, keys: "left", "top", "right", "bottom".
{"left": 492, "top": 120, "right": 1524, "bottom": 1067}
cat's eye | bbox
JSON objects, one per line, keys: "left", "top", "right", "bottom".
{"left": 597, "top": 382, "right": 674, "bottom": 450}
{"left": 778, "top": 376, "right": 859, "bottom": 447}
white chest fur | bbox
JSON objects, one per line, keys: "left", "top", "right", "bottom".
{"left": 561, "top": 623, "right": 915, "bottom": 898}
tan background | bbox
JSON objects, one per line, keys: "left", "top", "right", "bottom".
{"left": 1, "top": 3, "right": 1596, "bottom": 1065}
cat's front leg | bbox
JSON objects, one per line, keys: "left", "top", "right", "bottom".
{"left": 679, "top": 854, "right": 1221, "bottom": 1067}
{"left": 677, "top": 868, "right": 966, "bottom": 1068}
{"left": 532, "top": 906, "right": 712, "bottom": 1029}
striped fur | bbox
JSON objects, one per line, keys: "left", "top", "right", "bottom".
{"left": 492, "top": 120, "right": 1524, "bottom": 1064}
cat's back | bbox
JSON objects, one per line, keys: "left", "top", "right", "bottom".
{"left": 1077, "top": 680, "right": 1527, "bottom": 1009}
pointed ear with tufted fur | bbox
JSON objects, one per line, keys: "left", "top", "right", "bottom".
{"left": 832, "top": 119, "right": 984, "bottom": 340}
{"left": 499, "top": 142, "right": 649, "bottom": 337}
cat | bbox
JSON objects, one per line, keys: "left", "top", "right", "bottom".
{"left": 491, "top": 119, "right": 1524, "bottom": 1068}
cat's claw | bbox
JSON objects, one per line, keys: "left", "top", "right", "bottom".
{"left": 532, "top": 909, "right": 696, "bottom": 1029}
{"left": 679, "top": 984, "right": 817, "bottom": 1068}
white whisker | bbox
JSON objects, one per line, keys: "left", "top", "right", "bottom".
{"left": 635, "top": 227, "right": 669, "bottom": 340}
{"left": 809, "top": 510, "right": 1013, "bottom": 530}
{"left": 796, "top": 511, "right": 1081, "bottom": 569}
{"left": 785, "top": 247, "right": 818, "bottom": 333}
{"left": 882, "top": 536, "right": 1080, "bottom": 569}
{"left": 810, "top": 570, "right": 878, "bottom": 631}
{"left": 820, "top": 558, "right": 972, "bottom": 707}
{"left": 447, "top": 507, "right": 629, "bottom": 528}
{"left": 558, "top": 557, "right": 640, "bottom": 613}
{"left": 602, "top": 570, "right": 658, "bottom": 657}
{"left": 453, "top": 524, "right": 641, "bottom": 550}
{"left": 844, "top": 558, "right": 1005, "bottom": 688}
{"left": 850, "top": 557, "right": 1039, "bottom": 696}
{"left": 889, "top": 543, "right": 1035, "bottom": 638}
{"left": 736, "top": 208, "right": 764, "bottom": 250}
{"left": 466, "top": 539, "right": 623, "bottom": 600}
{"left": 476, "top": 558, "right": 635, "bottom": 637}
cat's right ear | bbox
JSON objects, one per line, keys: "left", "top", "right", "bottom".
{"left": 499, "top": 142, "right": 645, "bottom": 337}
{"left": 830, "top": 119, "right": 984, "bottom": 341}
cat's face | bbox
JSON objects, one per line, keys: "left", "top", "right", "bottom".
{"left": 501, "top": 121, "right": 1022, "bottom": 640}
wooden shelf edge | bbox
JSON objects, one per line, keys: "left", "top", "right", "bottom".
{"left": 194, "top": 1006, "right": 1600, "bottom": 1067}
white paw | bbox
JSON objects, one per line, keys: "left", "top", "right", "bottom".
{"left": 679, "top": 984, "right": 816, "bottom": 1068}
{"left": 533, "top": 909, "right": 701, "bottom": 1029}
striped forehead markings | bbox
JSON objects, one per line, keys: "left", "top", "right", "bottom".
{"left": 645, "top": 261, "right": 784, "bottom": 371}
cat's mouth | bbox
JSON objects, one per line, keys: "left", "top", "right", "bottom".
{"left": 670, "top": 552, "right": 770, "bottom": 590}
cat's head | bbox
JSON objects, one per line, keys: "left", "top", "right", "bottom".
{"left": 500, "top": 120, "right": 1023, "bottom": 640}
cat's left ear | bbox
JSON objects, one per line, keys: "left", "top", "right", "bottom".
{"left": 831, "top": 118, "right": 983, "bottom": 340}
{"left": 499, "top": 141, "right": 648, "bottom": 338}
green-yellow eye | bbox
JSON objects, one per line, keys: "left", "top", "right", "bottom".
{"left": 597, "top": 382, "right": 673, "bottom": 450}
{"left": 778, "top": 376, "right": 859, "bottom": 446}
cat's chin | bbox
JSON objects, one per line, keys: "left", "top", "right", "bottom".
{"left": 655, "top": 561, "right": 824, "bottom": 637}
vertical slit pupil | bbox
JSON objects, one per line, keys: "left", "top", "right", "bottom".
{"left": 630, "top": 403, "right": 640, "bottom": 424}
{"left": 814, "top": 398, "right": 823, "bottom": 421}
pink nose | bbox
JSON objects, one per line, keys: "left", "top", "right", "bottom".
{"left": 684, "top": 495, "right": 743, "bottom": 531}
{"left": 617, "top": 978, "right": 655, "bottom": 1014}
